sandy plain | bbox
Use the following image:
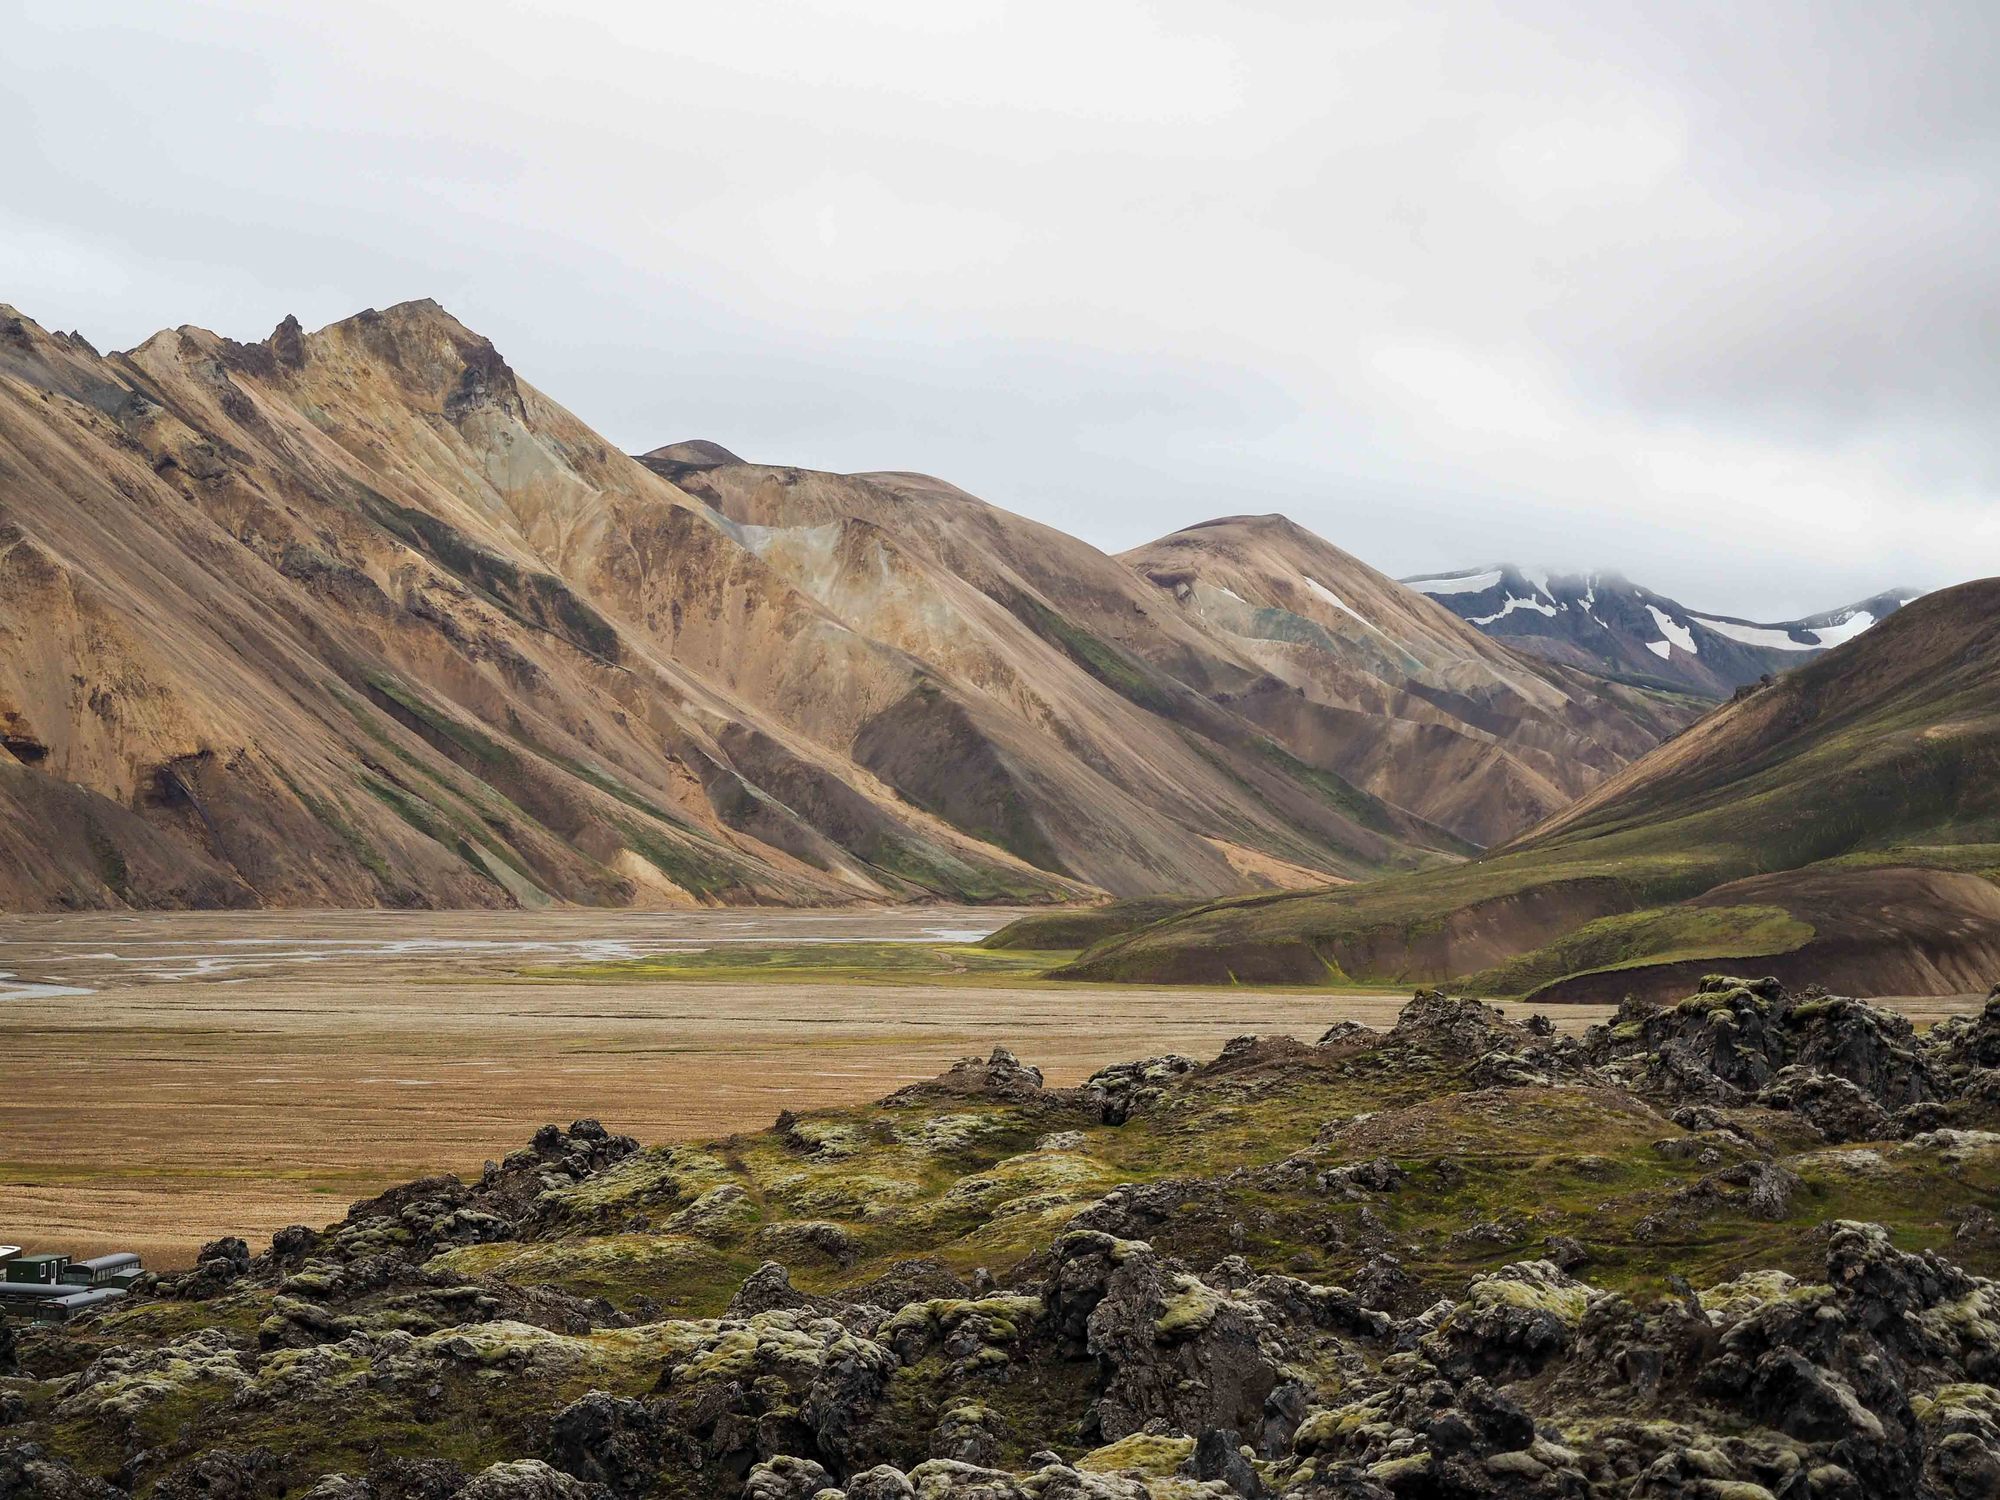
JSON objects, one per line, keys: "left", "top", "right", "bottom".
{"left": 1, "top": 908, "right": 1982, "bottom": 1267}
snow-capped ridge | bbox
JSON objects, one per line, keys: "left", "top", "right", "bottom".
{"left": 1406, "top": 563, "right": 1915, "bottom": 697}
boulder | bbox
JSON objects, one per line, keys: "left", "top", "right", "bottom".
{"left": 742, "top": 1457, "right": 835, "bottom": 1500}
{"left": 547, "top": 1391, "right": 671, "bottom": 1499}
{"left": 1421, "top": 1262, "right": 1592, "bottom": 1382}
{"left": 1756, "top": 1066, "right": 1893, "bottom": 1142}
{"left": 455, "top": 1461, "right": 605, "bottom": 1500}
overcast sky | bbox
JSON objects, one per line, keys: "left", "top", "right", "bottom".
{"left": 7, "top": 1, "right": 1996, "bottom": 617}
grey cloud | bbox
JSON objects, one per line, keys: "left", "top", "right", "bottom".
{"left": 7, "top": 0, "right": 1996, "bottom": 620}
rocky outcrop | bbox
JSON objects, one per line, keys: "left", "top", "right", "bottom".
{"left": 1587, "top": 977, "right": 1949, "bottom": 1133}
{"left": 453, "top": 1462, "right": 602, "bottom": 1500}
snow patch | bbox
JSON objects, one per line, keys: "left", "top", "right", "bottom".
{"left": 1302, "top": 575, "right": 1373, "bottom": 629}
{"left": 1809, "top": 610, "right": 1876, "bottom": 649}
{"left": 1296, "top": 580, "right": 1392, "bottom": 644}
{"left": 1645, "top": 605, "right": 1696, "bottom": 655}
{"left": 1405, "top": 569, "right": 1503, "bottom": 596}
{"left": 1469, "top": 595, "right": 1559, "bottom": 624}
{"left": 1644, "top": 640, "right": 1672, "bottom": 660}
{"left": 1691, "top": 617, "right": 1818, "bottom": 651}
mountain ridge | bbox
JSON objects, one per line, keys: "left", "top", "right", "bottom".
{"left": 0, "top": 297, "right": 1690, "bottom": 911}
{"left": 1404, "top": 562, "right": 1918, "bottom": 697}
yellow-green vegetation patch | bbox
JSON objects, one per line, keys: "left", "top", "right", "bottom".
{"left": 1460, "top": 904, "right": 1813, "bottom": 999}
{"left": 664, "top": 1184, "right": 762, "bottom": 1243}
{"left": 428, "top": 1233, "right": 758, "bottom": 1317}
{"left": 1697, "top": 1269, "right": 1826, "bottom": 1321}
{"left": 981, "top": 900, "right": 1194, "bottom": 953}
{"left": 1077, "top": 1432, "right": 1196, "bottom": 1476}
{"left": 880, "top": 1294, "right": 1042, "bottom": 1354}
{"left": 91, "top": 1287, "right": 275, "bottom": 1344}
{"left": 520, "top": 941, "right": 1077, "bottom": 987}
{"left": 1818, "top": 843, "right": 2000, "bottom": 885}
{"left": 56, "top": 1331, "right": 250, "bottom": 1425}
{"left": 766, "top": 1169, "right": 929, "bottom": 1221}
{"left": 893, "top": 1110, "right": 1025, "bottom": 1155}
{"left": 1460, "top": 1271, "right": 1591, "bottom": 1325}
{"left": 1155, "top": 1274, "right": 1229, "bottom": 1339}
{"left": 540, "top": 1144, "right": 739, "bottom": 1219}
{"left": 1914, "top": 1382, "right": 2000, "bottom": 1427}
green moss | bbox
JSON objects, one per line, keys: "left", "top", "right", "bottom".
{"left": 1464, "top": 1274, "right": 1590, "bottom": 1323}
{"left": 1155, "top": 1275, "right": 1228, "bottom": 1338}
{"left": 526, "top": 941, "right": 1077, "bottom": 987}
{"left": 981, "top": 900, "right": 1197, "bottom": 952}
{"left": 1077, "top": 1433, "right": 1196, "bottom": 1476}
{"left": 429, "top": 1234, "right": 756, "bottom": 1317}
{"left": 617, "top": 820, "right": 747, "bottom": 900}
{"left": 1460, "top": 904, "right": 1813, "bottom": 999}
{"left": 363, "top": 674, "right": 517, "bottom": 771}
{"left": 1001, "top": 592, "right": 1181, "bottom": 717}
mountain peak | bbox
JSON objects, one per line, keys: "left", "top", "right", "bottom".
{"left": 638, "top": 439, "right": 745, "bottom": 476}
{"left": 1181, "top": 512, "right": 1309, "bottom": 537}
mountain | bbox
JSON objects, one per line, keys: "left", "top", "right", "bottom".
{"left": 0, "top": 300, "right": 1690, "bottom": 912}
{"left": 1402, "top": 564, "right": 1919, "bottom": 698}
{"left": 1115, "top": 517, "right": 1696, "bottom": 847}
{"left": 1048, "top": 578, "right": 2000, "bottom": 997}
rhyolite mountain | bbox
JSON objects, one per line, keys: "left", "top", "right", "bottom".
{"left": 1048, "top": 578, "right": 2000, "bottom": 998}
{"left": 1114, "top": 518, "right": 1692, "bottom": 848}
{"left": 1404, "top": 563, "right": 1917, "bottom": 699}
{"left": 0, "top": 300, "right": 1692, "bottom": 911}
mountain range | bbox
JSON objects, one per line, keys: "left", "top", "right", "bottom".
{"left": 0, "top": 300, "right": 1693, "bottom": 912}
{"left": 1404, "top": 564, "right": 1917, "bottom": 698}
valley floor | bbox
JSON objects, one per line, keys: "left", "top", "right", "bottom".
{"left": 0, "top": 908, "right": 1982, "bottom": 1268}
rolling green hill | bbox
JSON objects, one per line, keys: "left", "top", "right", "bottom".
{"left": 1046, "top": 578, "right": 2000, "bottom": 997}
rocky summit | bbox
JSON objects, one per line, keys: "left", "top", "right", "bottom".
{"left": 8, "top": 980, "right": 2000, "bottom": 1499}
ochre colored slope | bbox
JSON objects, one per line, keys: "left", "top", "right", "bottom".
{"left": 0, "top": 303, "right": 1071, "bottom": 909}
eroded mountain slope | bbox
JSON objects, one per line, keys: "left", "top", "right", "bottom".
{"left": 1119, "top": 517, "right": 1697, "bottom": 847}
{"left": 654, "top": 459, "right": 1490, "bottom": 892}
{"left": 0, "top": 303, "right": 1070, "bottom": 909}
{"left": 0, "top": 299, "right": 1541, "bottom": 910}
{"left": 662, "top": 473, "right": 1694, "bottom": 858}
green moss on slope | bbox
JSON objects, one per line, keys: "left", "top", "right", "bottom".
{"left": 1460, "top": 904, "right": 1815, "bottom": 1000}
